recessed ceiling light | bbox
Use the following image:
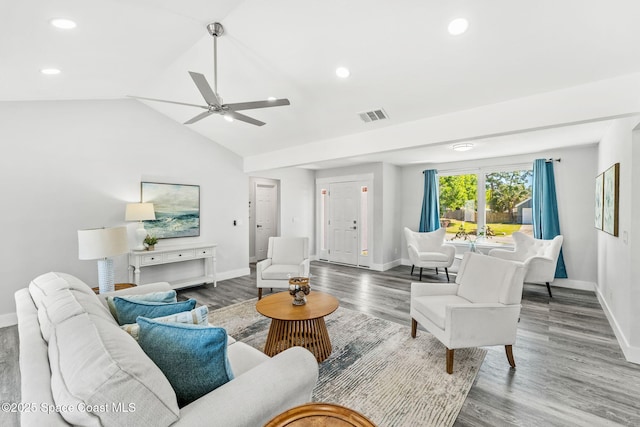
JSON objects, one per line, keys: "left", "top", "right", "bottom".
{"left": 452, "top": 143, "right": 474, "bottom": 152}
{"left": 336, "top": 67, "right": 350, "bottom": 78}
{"left": 448, "top": 18, "right": 469, "bottom": 36}
{"left": 224, "top": 115, "right": 234, "bottom": 122}
{"left": 267, "top": 97, "right": 277, "bottom": 101}
{"left": 50, "top": 18, "right": 77, "bottom": 29}
{"left": 40, "top": 68, "right": 61, "bottom": 75}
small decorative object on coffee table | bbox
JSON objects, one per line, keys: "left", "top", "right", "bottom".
{"left": 289, "top": 276, "right": 310, "bottom": 305}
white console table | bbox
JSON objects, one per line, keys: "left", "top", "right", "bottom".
{"left": 128, "top": 243, "right": 217, "bottom": 290}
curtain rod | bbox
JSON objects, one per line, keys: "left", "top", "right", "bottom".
{"left": 546, "top": 158, "right": 561, "bottom": 162}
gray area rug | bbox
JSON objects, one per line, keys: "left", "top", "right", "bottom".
{"left": 210, "top": 298, "right": 486, "bottom": 427}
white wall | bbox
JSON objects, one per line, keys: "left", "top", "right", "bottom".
{"left": 596, "top": 116, "right": 640, "bottom": 363}
{"left": 249, "top": 168, "right": 316, "bottom": 255}
{"left": 382, "top": 163, "right": 403, "bottom": 268}
{"left": 0, "top": 99, "right": 249, "bottom": 321}
{"left": 400, "top": 145, "right": 598, "bottom": 289}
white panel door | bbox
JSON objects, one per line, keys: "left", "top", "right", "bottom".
{"left": 329, "top": 182, "right": 359, "bottom": 265}
{"left": 255, "top": 183, "right": 277, "bottom": 261}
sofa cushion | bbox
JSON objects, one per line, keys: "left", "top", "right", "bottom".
{"left": 37, "top": 289, "right": 85, "bottom": 342}
{"left": 261, "top": 264, "right": 302, "bottom": 280}
{"left": 29, "top": 272, "right": 96, "bottom": 309}
{"left": 121, "top": 305, "right": 209, "bottom": 340}
{"left": 113, "top": 297, "right": 196, "bottom": 325}
{"left": 107, "top": 290, "right": 177, "bottom": 323}
{"left": 137, "top": 317, "right": 234, "bottom": 407}
{"left": 48, "top": 313, "right": 179, "bottom": 426}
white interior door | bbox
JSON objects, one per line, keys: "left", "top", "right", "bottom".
{"left": 329, "top": 182, "right": 359, "bottom": 265}
{"left": 255, "top": 183, "right": 277, "bottom": 260}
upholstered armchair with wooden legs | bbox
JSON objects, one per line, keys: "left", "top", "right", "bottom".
{"left": 404, "top": 227, "right": 455, "bottom": 281}
{"left": 256, "top": 237, "right": 310, "bottom": 300}
{"left": 410, "top": 252, "right": 526, "bottom": 374}
{"left": 488, "top": 232, "right": 563, "bottom": 297}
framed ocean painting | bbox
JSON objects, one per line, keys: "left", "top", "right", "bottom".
{"left": 141, "top": 182, "right": 200, "bottom": 239}
{"left": 602, "top": 163, "right": 619, "bottom": 237}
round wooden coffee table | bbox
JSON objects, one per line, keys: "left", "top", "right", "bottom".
{"left": 265, "top": 403, "right": 376, "bottom": 427}
{"left": 256, "top": 291, "right": 339, "bottom": 362}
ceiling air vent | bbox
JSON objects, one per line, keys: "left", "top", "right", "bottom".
{"left": 358, "top": 108, "right": 389, "bottom": 123}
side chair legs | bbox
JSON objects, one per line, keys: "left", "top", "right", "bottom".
{"left": 411, "top": 265, "right": 415, "bottom": 276}
{"left": 445, "top": 268, "right": 450, "bottom": 282}
{"left": 411, "top": 318, "right": 417, "bottom": 338}
{"left": 505, "top": 345, "right": 516, "bottom": 368}
{"left": 446, "top": 348, "right": 454, "bottom": 374}
{"left": 258, "top": 288, "right": 262, "bottom": 300}
{"left": 546, "top": 282, "right": 553, "bottom": 298}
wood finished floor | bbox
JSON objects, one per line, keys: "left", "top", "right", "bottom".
{"left": 2, "top": 262, "right": 640, "bottom": 426}
{"left": 179, "top": 262, "right": 640, "bottom": 427}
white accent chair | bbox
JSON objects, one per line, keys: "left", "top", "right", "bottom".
{"left": 404, "top": 227, "right": 455, "bottom": 281}
{"left": 488, "top": 232, "right": 563, "bottom": 297}
{"left": 410, "top": 252, "right": 526, "bottom": 374}
{"left": 256, "top": 237, "right": 310, "bottom": 299}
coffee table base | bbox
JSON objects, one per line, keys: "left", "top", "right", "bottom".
{"left": 264, "top": 317, "right": 332, "bottom": 362}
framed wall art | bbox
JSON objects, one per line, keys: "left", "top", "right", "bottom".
{"left": 594, "top": 173, "right": 603, "bottom": 230}
{"left": 141, "top": 182, "right": 200, "bottom": 239}
{"left": 602, "top": 163, "right": 619, "bottom": 237}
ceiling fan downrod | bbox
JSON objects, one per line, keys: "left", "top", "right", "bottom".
{"left": 206, "top": 22, "right": 224, "bottom": 96}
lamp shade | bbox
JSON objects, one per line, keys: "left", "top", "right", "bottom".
{"left": 78, "top": 227, "right": 129, "bottom": 260}
{"left": 125, "top": 203, "right": 156, "bottom": 221}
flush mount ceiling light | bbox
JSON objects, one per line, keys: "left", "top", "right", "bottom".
{"left": 41, "top": 68, "right": 61, "bottom": 75}
{"left": 448, "top": 18, "right": 469, "bottom": 35}
{"left": 336, "top": 67, "right": 350, "bottom": 78}
{"left": 452, "top": 143, "right": 474, "bottom": 152}
{"left": 50, "top": 18, "right": 77, "bottom": 29}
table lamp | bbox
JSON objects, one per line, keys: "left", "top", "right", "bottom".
{"left": 125, "top": 202, "right": 156, "bottom": 250}
{"left": 78, "top": 226, "right": 129, "bottom": 293}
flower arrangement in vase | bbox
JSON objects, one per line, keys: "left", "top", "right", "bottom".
{"left": 143, "top": 234, "right": 158, "bottom": 251}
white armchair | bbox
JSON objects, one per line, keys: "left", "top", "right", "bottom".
{"left": 256, "top": 237, "right": 310, "bottom": 299}
{"left": 488, "top": 232, "right": 563, "bottom": 297}
{"left": 404, "top": 227, "right": 455, "bottom": 281}
{"left": 410, "top": 252, "right": 525, "bottom": 374}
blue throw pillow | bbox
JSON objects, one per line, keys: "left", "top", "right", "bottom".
{"left": 107, "top": 290, "right": 177, "bottom": 322}
{"left": 113, "top": 297, "right": 196, "bottom": 326}
{"left": 136, "top": 317, "right": 234, "bottom": 407}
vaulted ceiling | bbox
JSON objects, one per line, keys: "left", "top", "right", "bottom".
{"left": 4, "top": 1, "right": 640, "bottom": 171}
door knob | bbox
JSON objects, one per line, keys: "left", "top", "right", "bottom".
{"left": 257, "top": 224, "right": 262, "bottom": 228}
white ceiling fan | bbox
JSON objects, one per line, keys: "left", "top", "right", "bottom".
{"left": 129, "top": 22, "right": 290, "bottom": 126}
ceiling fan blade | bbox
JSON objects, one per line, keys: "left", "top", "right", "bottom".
{"left": 184, "top": 110, "right": 215, "bottom": 125}
{"left": 225, "top": 98, "right": 290, "bottom": 111}
{"left": 188, "top": 71, "right": 221, "bottom": 106}
{"left": 227, "top": 111, "right": 265, "bottom": 126}
{"left": 128, "top": 95, "right": 208, "bottom": 109}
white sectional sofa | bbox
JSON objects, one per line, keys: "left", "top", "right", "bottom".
{"left": 15, "top": 272, "right": 319, "bottom": 427}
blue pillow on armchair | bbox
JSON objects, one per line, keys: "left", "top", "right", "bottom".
{"left": 113, "top": 297, "right": 196, "bottom": 326}
{"left": 136, "top": 317, "right": 234, "bottom": 407}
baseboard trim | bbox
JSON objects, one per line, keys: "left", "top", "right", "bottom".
{"left": 0, "top": 312, "right": 17, "bottom": 328}
{"left": 217, "top": 268, "right": 251, "bottom": 282}
{"left": 551, "top": 278, "right": 595, "bottom": 292}
{"left": 595, "top": 286, "right": 640, "bottom": 365}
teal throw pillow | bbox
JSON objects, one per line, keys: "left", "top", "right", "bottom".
{"left": 136, "top": 317, "right": 234, "bottom": 407}
{"left": 107, "top": 290, "right": 177, "bottom": 322}
{"left": 113, "top": 297, "right": 195, "bottom": 326}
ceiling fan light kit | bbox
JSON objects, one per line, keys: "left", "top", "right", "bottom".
{"left": 129, "top": 22, "right": 290, "bottom": 126}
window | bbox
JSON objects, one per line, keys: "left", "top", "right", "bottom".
{"left": 439, "top": 167, "right": 532, "bottom": 245}
{"left": 439, "top": 174, "right": 478, "bottom": 241}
